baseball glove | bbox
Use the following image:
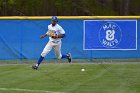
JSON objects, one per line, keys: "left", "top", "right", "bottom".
{"left": 47, "top": 30, "right": 56, "bottom": 37}
{"left": 47, "top": 30, "right": 57, "bottom": 39}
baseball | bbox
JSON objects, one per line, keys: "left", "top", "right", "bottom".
{"left": 81, "top": 68, "right": 85, "bottom": 71}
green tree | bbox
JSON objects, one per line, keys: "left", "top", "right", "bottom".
{"left": 0, "top": 0, "right": 139, "bottom": 16}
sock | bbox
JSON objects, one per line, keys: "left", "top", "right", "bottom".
{"left": 61, "top": 55, "right": 67, "bottom": 59}
{"left": 36, "top": 56, "right": 44, "bottom": 66}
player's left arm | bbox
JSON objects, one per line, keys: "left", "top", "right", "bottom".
{"left": 57, "top": 26, "right": 65, "bottom": 38}
{"left": 57, "top": 34, "right": 65, "bottom": 38}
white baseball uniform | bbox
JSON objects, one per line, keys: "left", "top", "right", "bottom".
{"left": 41, "top": 24, "right": 65, "bottom": 59}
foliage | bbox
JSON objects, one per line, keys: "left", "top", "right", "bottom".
{"left": 0, "top": 0, "right": 139, "bottom": 15}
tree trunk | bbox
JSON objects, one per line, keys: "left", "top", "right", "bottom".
{"left": 123, "top": 0, "right": 129, "bottom": 15}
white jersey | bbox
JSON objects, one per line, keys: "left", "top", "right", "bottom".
{"left": 47, "top": 24, "right": 65, "bottom": 42}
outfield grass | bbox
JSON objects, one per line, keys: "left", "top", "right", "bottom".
{"left": 0, "top": 63, "right": 140, "bottom": 93}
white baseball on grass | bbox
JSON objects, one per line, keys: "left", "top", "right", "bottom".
{"left": 81, "top": 68, "right": 85, "bottom": 71}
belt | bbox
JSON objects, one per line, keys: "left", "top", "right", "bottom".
{"left": 51, "top": 41, "right": 60, "bottom": 43}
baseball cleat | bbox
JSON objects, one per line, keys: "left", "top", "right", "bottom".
{"left": 67, "top": 53, "right": 72, "bottom": 63}
{"left": 32, "top": 65, "right": 38, "bottom": 70}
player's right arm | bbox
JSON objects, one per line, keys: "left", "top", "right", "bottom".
{"left": 40, "top": 25, "right": 50, "bottom": 39}
{"left": 40, "top": 34, "right": 48, "bottom": 39}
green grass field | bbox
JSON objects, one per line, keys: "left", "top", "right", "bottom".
{"left": 0, "top": 63, "right": 140, "bottom": 93}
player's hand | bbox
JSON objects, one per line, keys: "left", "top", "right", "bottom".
{"left": 40, "top": 35, "right": 45, "bottom": 39}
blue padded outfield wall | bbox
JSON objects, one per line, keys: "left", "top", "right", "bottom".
{"left": 0, "top": 17, "right": 140, "bottom": 60}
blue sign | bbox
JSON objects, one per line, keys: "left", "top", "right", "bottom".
{"left": 84, "top": 20, "right": 137, "bottom": 50}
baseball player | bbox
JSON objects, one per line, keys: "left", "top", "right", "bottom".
{"left": 32, "top": 16, "right": 72, "bottom": 70}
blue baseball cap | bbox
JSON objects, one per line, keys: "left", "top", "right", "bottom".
{"left": 52, "top": 16, "right": 58, "bottom": 22}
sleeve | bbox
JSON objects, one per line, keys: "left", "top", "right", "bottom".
{"left": 59, "top": 26, "right": 65, "bottom": 34}
{"left": 46, "top": 25, "right": 50, "bottom": 34}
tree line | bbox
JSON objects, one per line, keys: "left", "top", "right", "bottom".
{"left": 0, "top": 0, "right": 139, "bottom": 16}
